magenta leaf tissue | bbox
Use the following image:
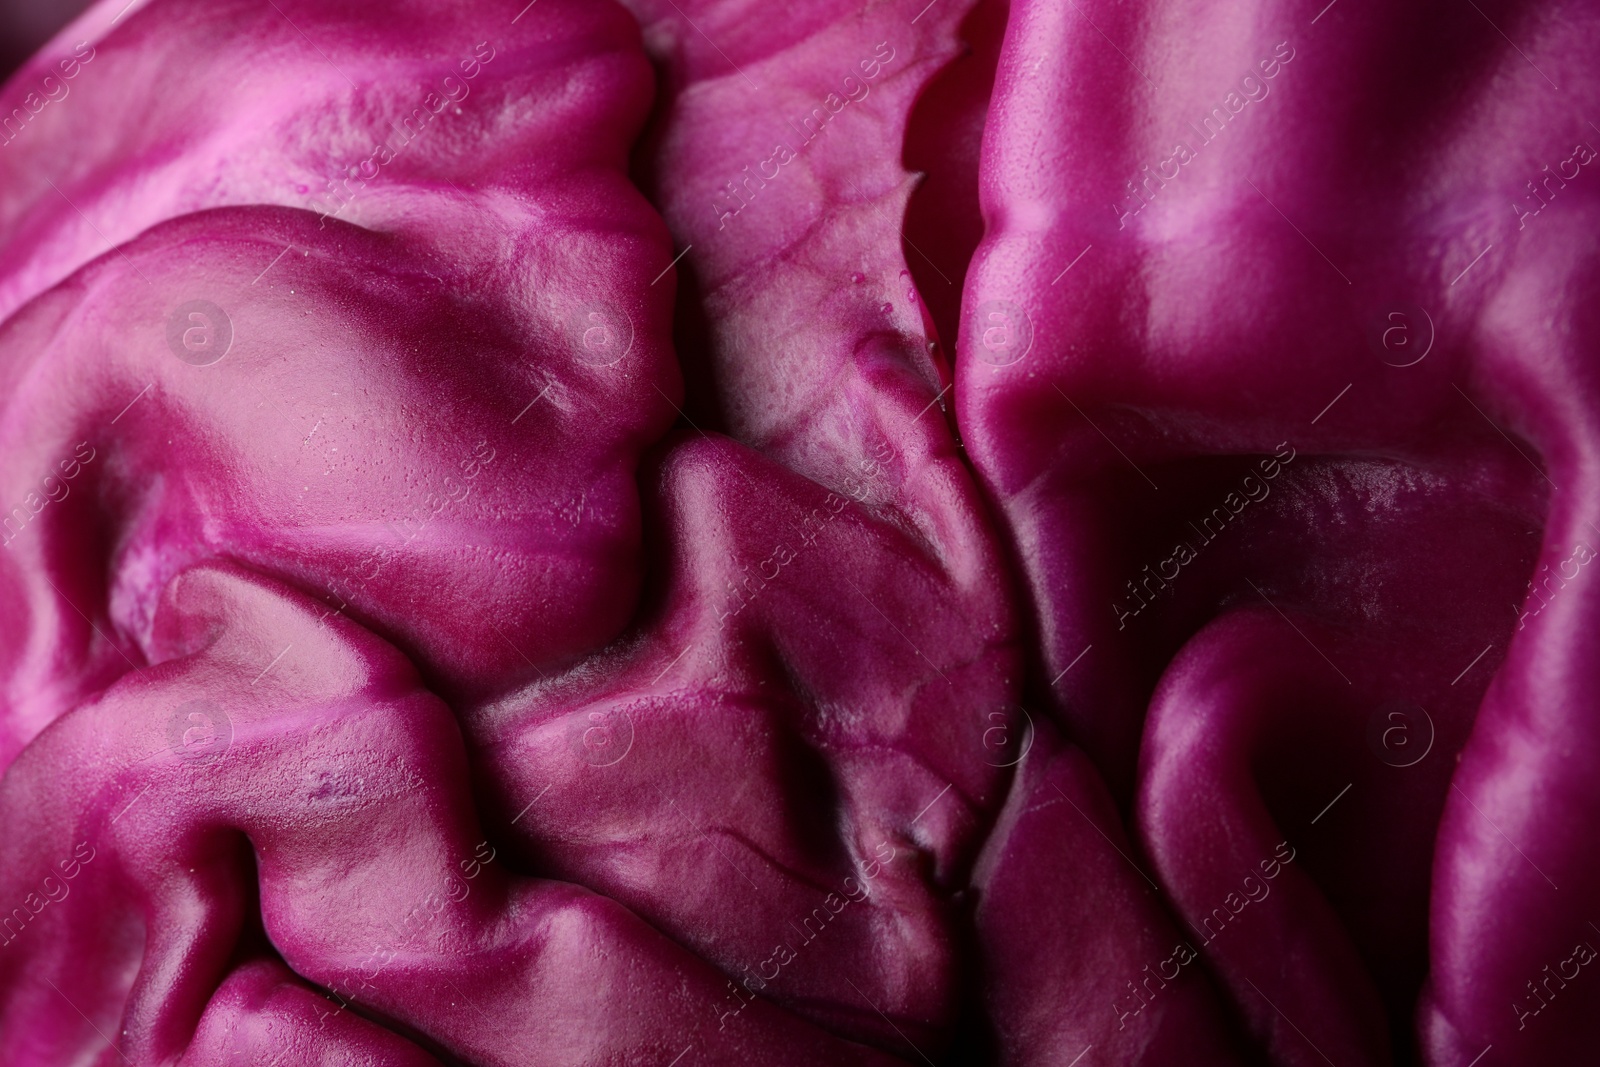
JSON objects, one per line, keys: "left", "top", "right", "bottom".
{"left": 0, "top": 0, "right": 1595, "bottom": 1065}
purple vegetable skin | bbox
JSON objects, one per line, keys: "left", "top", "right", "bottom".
{"left": 959, "top": 0, "right": 1600, "bottom": 1064}
{"left": 0, "top": 0, "right": 1595, "bottom": 1064}
{"left": 0, "top": 0, "right": 1012, "bottom": 1061}
{"left": 478, "top": 0, "right": 1022, "bottom": 1054}
{"left": 0, "top": 0, "right": 683, "bottom": 740}
{"left": 0, "top": 0, "right": 867, "bottom": 1061}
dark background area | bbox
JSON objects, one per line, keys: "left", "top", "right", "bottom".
{"left": 0, "top": 0, "right": 91, "bottom": 83}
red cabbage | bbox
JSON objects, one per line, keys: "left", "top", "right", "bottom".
{"left": 0, "top": 0, "right": 1594, "bottom": 1064}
